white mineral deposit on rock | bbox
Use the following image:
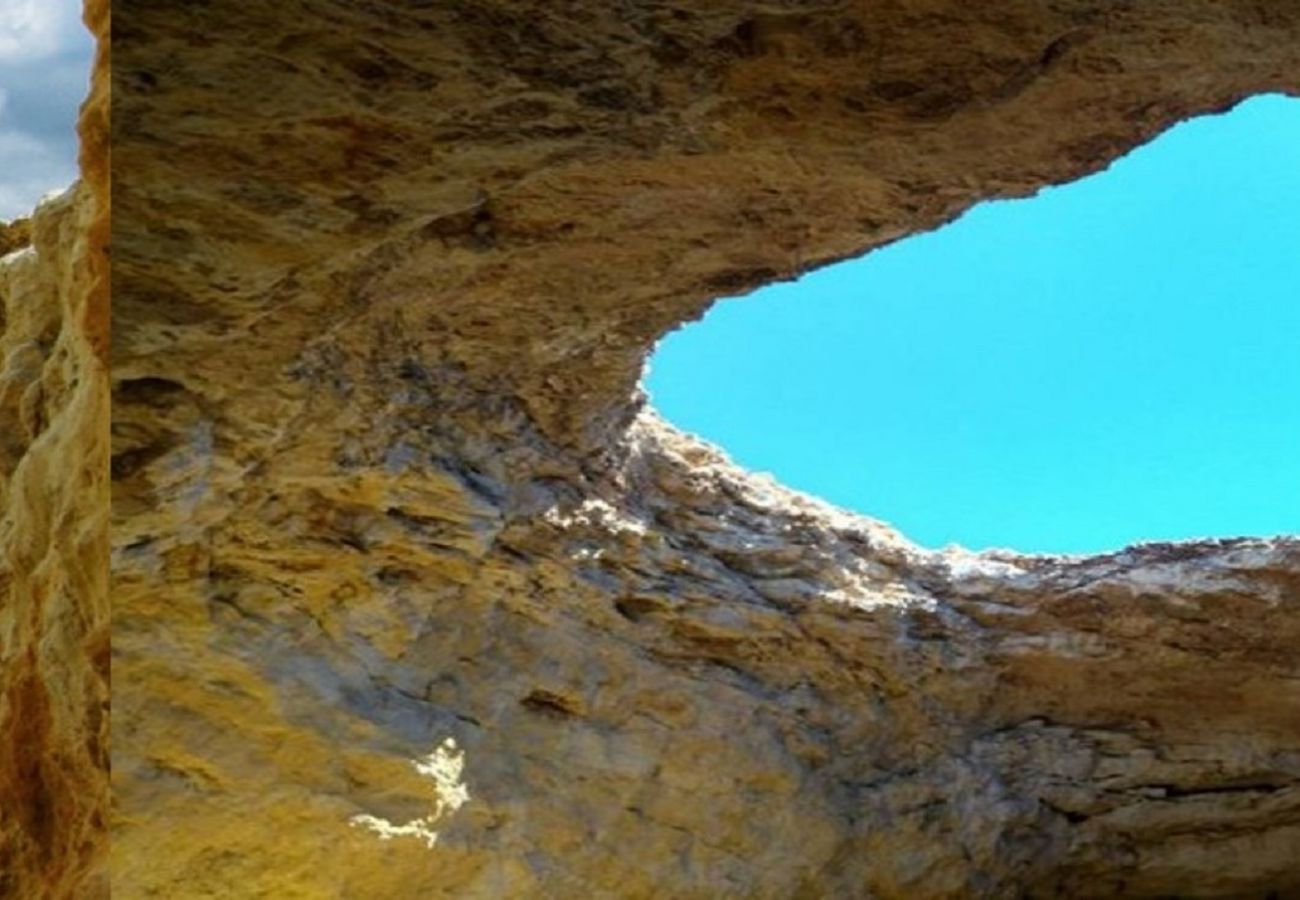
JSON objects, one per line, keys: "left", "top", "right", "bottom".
{"left": 350, "top": 738, "right": 471, "bottom": 850}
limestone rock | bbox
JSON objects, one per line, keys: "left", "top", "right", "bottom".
{"left": 112, "top": 1, "right": 1300, "bottom": 896}
{"left": 0, "top": 219, "right": 31, "bottom": 258}
{"left": 0, "top": 1, "right": 110, "bottom": 895}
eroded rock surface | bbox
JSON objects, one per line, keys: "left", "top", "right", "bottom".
{"left": 113, "top": 1, "right": 1299, "bottom": 896}
{"left": 0, "top": 2, "right": 110, "bottom": 895}
{"left": 0, "top": 219, "right": 31, "bottom": 258}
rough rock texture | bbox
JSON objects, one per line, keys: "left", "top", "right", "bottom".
{"left": 0, "top": 219, "right": 32, "bottom": 259}
{"left": 113, "top": 1, "right": 1300, "bottom": 896}
{"left": 0, "top": 1, "right": 110, "bottom": 896}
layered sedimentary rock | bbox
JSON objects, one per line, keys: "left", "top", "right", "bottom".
{"left": 113, "top": 1, "right": 1299, "bottom": 896}
{"left": 0, "top": 1, "right": 110, "bottom": 895}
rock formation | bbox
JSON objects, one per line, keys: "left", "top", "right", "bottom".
{"left": 0, "top": 219, "right": 32, "bottom": 258}
{"left": 0, "top": 1, "right": 110, "bottom": 896}
{"left": 112, "top": 1, "right": 1299, "bottom": 896}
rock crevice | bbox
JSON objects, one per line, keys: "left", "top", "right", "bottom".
{"left": 0, "top": 2, "right": 110, "bottom": 895}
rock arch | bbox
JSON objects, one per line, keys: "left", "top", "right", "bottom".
{"left": 112, "top": 2, "right": 1300, "bottom": 895}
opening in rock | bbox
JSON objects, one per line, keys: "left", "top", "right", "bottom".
{"left": 0, "top": 3, "right": 93, "bottom": 225}
{"left": 647, "top": 94, "right": 1300, "bottom": 555}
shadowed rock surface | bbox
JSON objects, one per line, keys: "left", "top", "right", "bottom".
{"left": 112, "top": 1, "right": 1299, "bottom": 896}
{"left": 0, "top": 219, "right": 32, "bottom": 258}
{"left": 0, "top": 2, "right": 110, "bottom": 896}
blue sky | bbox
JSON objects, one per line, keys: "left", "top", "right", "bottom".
{"left": 0, "top": 1, "right": 93, "bottom": 220}
{"left": 647, "top": 94, "right": 1300, "bottom": 555}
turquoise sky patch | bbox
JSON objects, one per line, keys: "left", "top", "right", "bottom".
{"left": 647, "top": 94, "right": 1300, "bottom": 554}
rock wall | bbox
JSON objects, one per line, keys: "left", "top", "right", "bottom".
{"left": 0, "top": 1, "right": 110, "bottom": 896}
{"left": 0, "top": 220, "right": 31, "bottom": 258}
{"left": 112, "top": 1, "right": 1299, "bottom": 896}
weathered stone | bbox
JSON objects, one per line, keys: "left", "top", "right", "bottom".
{"left": 0, "top": 1, "right": 110, "bottom": 895}
{"left": 112, "top": 1, "right": 1299, "bottom": 896}
{"left": 0, "top": 219, "right": 31, "bottom": 258}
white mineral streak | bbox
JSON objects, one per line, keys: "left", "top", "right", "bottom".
{"left": 349, "top": 738, "right": 471, "bottom": 850}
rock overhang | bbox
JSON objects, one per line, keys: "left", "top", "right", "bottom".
{"left": 109, "top": 1, "right": 1300, "bottom": 896}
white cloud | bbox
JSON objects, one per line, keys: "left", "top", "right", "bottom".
{"left": 0, "top": 1, "right": 81, "bottom": 63}
{"left": 0, "top": 129, "right": 73, "bottom": 219}
{"left": 0, "top": 131, "right": 74, "bottom": 220}
{"left": 0, "top": 1, "right": 92, "bottom": 219}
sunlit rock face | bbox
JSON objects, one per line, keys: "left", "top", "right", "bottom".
{"left": 111, "top": 1, "right": 1300, "bottom": 896}
{"left": 0, "top": 2, "right": 110, "bottom": 895}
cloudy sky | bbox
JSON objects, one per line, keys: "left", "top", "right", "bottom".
{"left": 0, "top": 1, "right": 94, "bottom": 220}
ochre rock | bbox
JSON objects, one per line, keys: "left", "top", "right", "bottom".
{"left": 0, "top": 220, "right": 32, "bottom": 259}
{"left": 0, "top": 1, "right": 110, "bottom": 895}
{"left": 112, "top": 1, "right": 1299, "bottom": 896}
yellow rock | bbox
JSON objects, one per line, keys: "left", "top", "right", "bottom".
{"left": 104, "top": 1, "right": 1300, "bottom": 896}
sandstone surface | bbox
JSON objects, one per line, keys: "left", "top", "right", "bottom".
{"left": 0, "top": 220, "right": 31, "bottom": 259}
{"left": 112, "top": 1, "right": 1299, "bottom": 896}
{"left": 0, "top": 1, "right": 110, "bottom": 895}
